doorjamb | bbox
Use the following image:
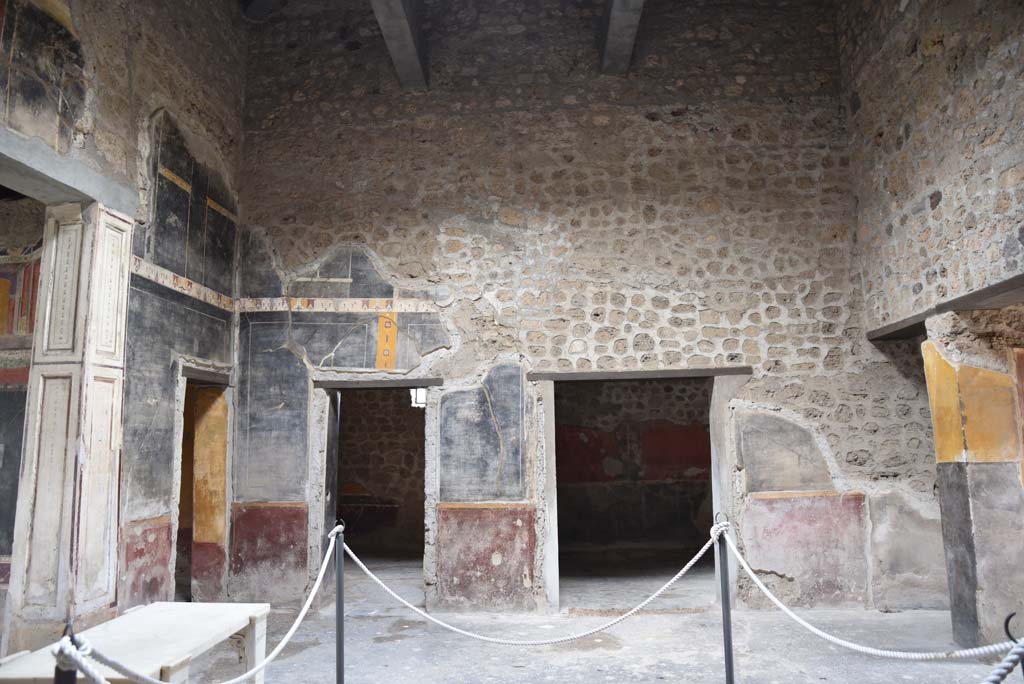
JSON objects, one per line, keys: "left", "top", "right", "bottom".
{"left": 168, "top": 360, "right": 232, "bottom": 600}
{"left": 306, "top": 377, "right": 443, "bottom": 588}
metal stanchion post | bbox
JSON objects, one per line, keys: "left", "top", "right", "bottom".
{"left": 716, "top": 516, "right": 736, "bottom": 684}
{"left": 54, "top": 625, "right": 77, "bottom": 684}
{"left": 336, "top": 526, "right": 345, "bottom": 684}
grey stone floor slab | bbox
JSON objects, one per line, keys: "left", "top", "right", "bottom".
{"left": 190, "top": 558, "right": 1000, "bottom": 683}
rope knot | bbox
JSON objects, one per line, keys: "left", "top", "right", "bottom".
{"left": 53, "top": 635, "right": 91, "bottom": 672}
{"left": 328, "top": 522, "right": 345, "bottom": 538}
{"left": 710, "top": 521, "right": 731, "bottom": 539}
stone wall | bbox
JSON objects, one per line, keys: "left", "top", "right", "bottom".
{"left": 237, "top": 0, "right": 944, "bottom": 610}
{"left": 338, "top": 388, "right": 426, "bottom": 556}
{"left": 839, "top": 0, "right": 1024, "bottom": 330}
{"left": 554, "top": 379, "right": 713, "bottom": 558}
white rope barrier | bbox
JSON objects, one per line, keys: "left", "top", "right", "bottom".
{"left": 49, "top": 519, "right": 1022, "bottom": 684}
{"left": 983, "top": 640, "right": 1024, "bottom": 683}
{"left": 340, "top": 521, "right": 730, "bottom": 647}
{"left": 719, "top": 531, "right": 1018, "bottom": 662}
{"left": 53, "top": 525, "right": 347, "bottom": 684}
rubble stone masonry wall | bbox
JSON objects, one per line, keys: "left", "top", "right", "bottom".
{"left": 239, "top": 0, "right": 945, "bottom": 609}
{"left": 839, "top": 0, "right": 1024, "bottom": 330}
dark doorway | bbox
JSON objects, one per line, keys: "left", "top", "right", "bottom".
{"left": 336, "top": 387, "right": 427, "bottom": 558}
{"left": 0, "top": 190, "right": 44, "bottom": 608}
{"left": 554, "top": 377, "right": 715, "bottom": 610}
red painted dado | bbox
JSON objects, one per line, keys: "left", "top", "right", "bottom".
{"left": 555, "top": 425, "right": 618, "bottom": 482}
{"left": 0, "top": 367, "right": 29, "bottom": 385}
{"left": 436, "top": 504, "right": 537, "bottom": 610}
{"left": 639, "top": 421, "right": 711, "bottom": 481}
{"left": 120, "top": 517, "right": 173, "bottom": 608}
{"left": 191, "top": 541, "right": 227, "bottom": 601}
{"left": 556, "top": 420, "right": 711, "bottom": 483}
{"left": 229, "top": 503, "right": 307, "bottom": 576}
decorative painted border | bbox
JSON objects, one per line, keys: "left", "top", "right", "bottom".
{"left": 131, "top": 257, "right": 234, "bottom": 312}
{"left": 236, "top": 297, "right": 439, "bottom": 314}
{"left": 131, "top": 258, "right": 441, "bottom": 316}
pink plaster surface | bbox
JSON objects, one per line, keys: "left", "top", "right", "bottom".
{"left": 739, "top": 492, "right": 868, "bottom": 606}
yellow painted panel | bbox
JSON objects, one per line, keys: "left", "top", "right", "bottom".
{"left": 179, "top": 385, "right": 196, "bottom": 529}
{"left": 960, "top": 365, "right": 1021, "bottom": 463}
{"left": 193, "top": 387, "right": 229, "bottom": 544}
{"left": 1016, "top": 349, "right": 1024, "bottom": 486}
{"left": 376, "top": 312, "right": 398, "bottom": 370}
{"left": 922, "top": 341, "right": 964, "bottom": 463}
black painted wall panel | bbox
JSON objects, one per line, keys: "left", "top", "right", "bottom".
{"left": 0, "top": 388, "right": 26, "bottom": 555}
{"left": 121, "top": 275, "right": 232, "bottom": 517}
{"left": 144, "top": 112, "right": 236, "bottom": 297}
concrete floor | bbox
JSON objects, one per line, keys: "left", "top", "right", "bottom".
{"left": 560, "top": 555, "right": 717, "bottom": 613}
{"left": 190, "top": 558, "right": 1000, "bottom": 683}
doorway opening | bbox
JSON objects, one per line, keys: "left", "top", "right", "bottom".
{"left": 175, "top": 380, "right": 230, "bottom": 602}
{"left": 334, "top": 387, "right": 426, "bottom": 557}
{"left": 554, "top": 377, "right": 715, "bottom": 612}
{"left": 0, "top": 187, "right": 43, "bottom": 615}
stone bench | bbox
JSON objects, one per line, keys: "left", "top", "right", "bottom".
{"left": 0, "top": 602, "right": 270, "bottom": 683}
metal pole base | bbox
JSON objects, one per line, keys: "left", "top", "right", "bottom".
{"left": 336, "top": 528, "right": 345, "bottom": 684}
{"left": 717, "top": 515, "right": 736, "bottom": 684}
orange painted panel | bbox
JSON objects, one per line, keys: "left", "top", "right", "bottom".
{"left": 960, "top": 365, "right": 1021, "bottom": 463}
{"left": 922, "top": 341, "right": 964, "bottom": 463}
{"left": 376, "top": 312, "right": 397, "bottom": 370}
{"left": 193, "top": 387, "right": 229, "bottom": 544}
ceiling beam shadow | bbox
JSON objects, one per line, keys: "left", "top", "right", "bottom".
{"left": 370, "top": 0, "right": 428, "bottom": 89}
{"left": 599, "top": 0, "right": 645, "bottom": 75}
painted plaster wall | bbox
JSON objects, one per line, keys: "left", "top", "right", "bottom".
{"left": 554, "top": 379, "right": 713, "bottom": 556}
{"left": 119, "top": 106, "right": 241, "bottom": 606}
{"left": 0, "top": 0, "right": 247, "bottom": 610}
{"left": 120, "top": 277, "right": 234, "bottom": 607}
{"left": 923, "top": 308, "right": 1024, "bottom": 644}
{"left": 238, "top": 0, "right": 944, "bottom": 610}
{"left": 839, "top": 0, "right": 1024, "bottom": 330}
